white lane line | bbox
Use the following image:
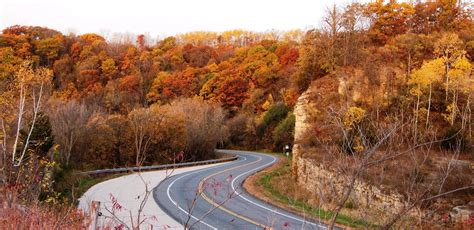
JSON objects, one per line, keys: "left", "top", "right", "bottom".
{"left": 167, "top": 168, "right": 217, "bottom": 230}
{"left": 230, "top": 152, "right": 327, "bottom": 229}
{"left": 165, "top": 157, "right": 246, "bottom": 230}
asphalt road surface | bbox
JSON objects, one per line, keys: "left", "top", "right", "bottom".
{"left": 153, "top": 150, "right": 332, "bottom": 230}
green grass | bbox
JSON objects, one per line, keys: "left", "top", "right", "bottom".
{"left": 70, "top": 173, "right": 129, "bottom": 204}
{"left": 76, "top": 176, "right": 108, "bottom": 196}
{"left": 59, "top": 173, "right": 129, "bottom": 205}
{"left": 257, "top": 161, "right": 374, "bottom": 228}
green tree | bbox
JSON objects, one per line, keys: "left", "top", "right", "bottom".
{"left": 272, "top": 114, "right": 295, "bottom": 151}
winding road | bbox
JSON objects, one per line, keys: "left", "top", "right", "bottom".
{"left": 153, "top": 150, "right": 331, "bottom": 229}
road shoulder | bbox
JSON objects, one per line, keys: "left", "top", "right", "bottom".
{"left": 243, "top": 156, "right": 350, "bottom": 229}
{"left": 78, "top": 163, "right": 225, "bottom": 229}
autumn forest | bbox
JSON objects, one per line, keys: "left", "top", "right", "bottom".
{"left": 0, "top": 0, "right": 473, "bottom": 228}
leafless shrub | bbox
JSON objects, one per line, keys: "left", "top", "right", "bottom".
{"left": 308, "top": 107, "right": 474, "bottom": 229}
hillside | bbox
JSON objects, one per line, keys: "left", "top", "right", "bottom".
{"left": 0, "top": 0, "right": 473, "bottom": 228}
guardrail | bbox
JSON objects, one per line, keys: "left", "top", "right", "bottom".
{"left": 80, "top": 154, "right": 238, "bottom": 175}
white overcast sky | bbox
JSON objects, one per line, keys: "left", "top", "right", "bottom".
{"left": 0, "top": 0, "right": 368, "bottom": 38}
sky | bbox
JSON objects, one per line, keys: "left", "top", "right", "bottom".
{"left": 0, "top": 0, "right": 366, "bottom": 39}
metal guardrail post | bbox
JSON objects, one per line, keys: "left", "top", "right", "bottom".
{"left": 89, "top": 200, "right": 100, "bottom": 230}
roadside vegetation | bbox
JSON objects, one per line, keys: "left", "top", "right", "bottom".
{"left": 0, "top": 0, "right": 472, "bottom": 228}
{"left": 262, "top": 161, "right": 366, "bottom": 227}
{"left": 248, "top": 155, "right": 371, "bottom": 228}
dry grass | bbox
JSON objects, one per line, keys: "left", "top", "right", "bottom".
{"left": 300, "top": 146, "right": 473, "bottom": 228}
{"left": 0, "top": 201, "right": 90, "bottom": 229}
{"left": 303, "top": 146, "right": 473, "bottom": 203}
{"left": 0, "top": 184, "right": 91, "bottom": 230}
{"left": 244, "top": 157, "right": 370, "bottom": 228}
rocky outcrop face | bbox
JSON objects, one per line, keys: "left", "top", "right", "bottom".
{"left": 291, "top": 75, "right": 341, "bottom": 177}
{"left": 291, "top": 84, "right": 316, "bottom": 177}
{"left": 291, "top": 72, "right": 473, "bottom": 225}
{"left": 290, "top": 72, "right": 411, "bottom": 217}
{"left": 295, "top": 156, "right": 405, "bottom": 214}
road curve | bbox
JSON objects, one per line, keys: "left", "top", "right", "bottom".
{"left": 153, "top": 150, "right": 330, "bottom": 229}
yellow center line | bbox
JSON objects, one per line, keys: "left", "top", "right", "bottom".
{"left": 198, "top": 155, "right": 270, "bottom": 229}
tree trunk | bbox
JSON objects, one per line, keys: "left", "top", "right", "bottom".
{"left": 1, "top": 119, "right": 7, "bottom": 182}
{"left": 11, "top": 85, "right": 26, "bottom": 164}
{"left": 66, "top": 132, "right": 75, "bottom": 166}
{"left": 329, "top": 172, "right": 359, "bottom": 229}
{"left": 15, "top": 84, "right": 44, "bottom": 166}
{"left": 426, "top": 83, "right": 432, "bottom": 128}
{"left": 414, "top": 93, "right": 420, "bottom": 144}
{"left": 445, "top": 61, "right": 449, "bottom": 101}
{"left": 407, "top": 52, "right": 412, "bottom": 79}
{"left": 467, "top": 95, "right": 472, "bottom": 138}
{"left": 450, "top": 89, "right": 458, "bottom": 125}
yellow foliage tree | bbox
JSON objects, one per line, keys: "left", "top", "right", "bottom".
{"left": 1, "top": 61, "right": 52, "bottom": 167}
{"left": 444, "top": 56, "right": 472, "bottom": 125}
{"left": 409, "top": 58, "right": 444, "bottom": 127}
{"left": 343, "top": 106, "right": 366, "bottom": 128}
{"left": 261, "top": 94, "right": 274, "bottom": 111}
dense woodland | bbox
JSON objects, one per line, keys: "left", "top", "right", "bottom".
{"left": 0, "top": 0, "right": 472, "bottom": 228}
